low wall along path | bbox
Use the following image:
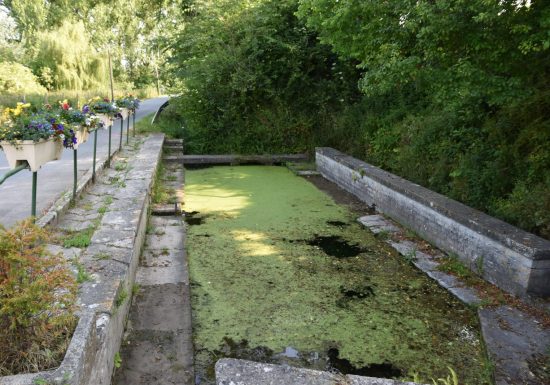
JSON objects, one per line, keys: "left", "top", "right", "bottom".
{"left": 0, "top": 134, "right": 165, "bottom": 385}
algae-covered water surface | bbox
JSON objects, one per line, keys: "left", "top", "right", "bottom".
{"left": 184, "top": 166, "right": 492, "bottom": 384}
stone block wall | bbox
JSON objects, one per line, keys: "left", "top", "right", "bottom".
{"left": 316, "top": 147, "right": 550, "bottom": 297}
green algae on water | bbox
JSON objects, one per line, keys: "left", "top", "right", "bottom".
{"left": 185, "top": 166, "right": 492, "bottom": 385}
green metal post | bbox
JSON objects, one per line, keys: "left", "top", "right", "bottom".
{"left": 73, "top": 149, "right": 77, "bottom": 200}
{"left": 126, "top": 113, "right": 130, "bottom": 144}
{"left": 92, "top": 129, "right": 98, "bottom": 182}
{"left": 133, "top": 111, "right": 136, "bottom": 137}
{"left": 108, "top": 124, "right": 112, "bottom": 168}
{"left": 31, "top": 171, "right": 37, "bottom": 218}
{"left": 119, "top": 116, "right": 123, "bottom": 151}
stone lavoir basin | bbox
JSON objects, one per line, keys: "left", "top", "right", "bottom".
{"left": 184, "top": 166, "right": 493, "bottom": 385}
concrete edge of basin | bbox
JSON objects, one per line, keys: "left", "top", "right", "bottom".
{"left": 315, "top": 147, "right": 550, "bottom": 298}
{"left": 215, "top": 358, "right": 427, "bottom": 385}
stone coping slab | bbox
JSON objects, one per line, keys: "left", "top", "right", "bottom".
{"left": 0, "top": 134, "right": 165, "bottom": 385}
{"left": 316, "top": 147, "right": 550, "bottom": 297}
{"left": 215, "top": 359, "right": 424, "bottom": 385}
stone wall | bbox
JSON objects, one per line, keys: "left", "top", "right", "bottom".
{"left": 316, "top": 147, "right": 550, "bottom": 297}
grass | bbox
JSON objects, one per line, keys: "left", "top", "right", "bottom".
{"left": 134, "top": 112, "right": 182, "bottom": 138}
{"left": 63, "top": 226, "right": 94, "bottom": 248}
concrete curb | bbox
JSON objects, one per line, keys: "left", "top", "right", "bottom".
{"left": 0, "top": 134, "right": 165, "bottom": 385}
{"left": 316, "top": 147, "right": 550, "bottom": 297}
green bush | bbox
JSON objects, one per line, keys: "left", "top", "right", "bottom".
{"left": 0, "top": 62, "right": 46, "bottom": 95}
{"left": 0, "top": 220, "right": 77, "bottom": 375}
{"left": 163, "top": 0, "right": 550, "bottom": 238}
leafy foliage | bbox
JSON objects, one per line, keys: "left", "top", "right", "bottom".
{"left": 168, "top": 0, "right": 361, "bottom": 153}
{"left": 0, "top": 219, "right": 77, "bottom": 375}
{"left": 0, "top": 61, "right": 46, "bottom": 94}
{"left": 164, "top": 0, "right": 550, "bottom": 238}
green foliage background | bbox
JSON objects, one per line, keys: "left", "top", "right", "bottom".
{"left": 0, "top": 0, "right": 187, "bottom": 93}
{"left": 165, "top": 0, "right": 550, "bottom": 238}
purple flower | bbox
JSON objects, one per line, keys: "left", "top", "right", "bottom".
{"left": 82, "top": 105, "right": 90, "bottom": 114}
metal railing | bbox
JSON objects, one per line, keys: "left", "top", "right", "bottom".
{"left": 0, "top": 111, "right": 135, "bottom": 220}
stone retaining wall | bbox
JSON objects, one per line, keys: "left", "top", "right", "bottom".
{"left": 316, "top": 147, "right": 550, "bottom": 297}
{"left": 0, "top": 134, "right": 165, "bottom": 385}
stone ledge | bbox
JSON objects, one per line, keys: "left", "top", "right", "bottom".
{"left": 317, "top": 147, "right": 550, "bottom": 297}
{"left": 36, "top": 138, "right": 125, "bottom": 229}
{"left": 0, "top": 134, "right": 165, "bottom": 385}
{"left": 215, "top": 359, "right": 424, "bottom": 385}
{"left": 181, "top": 154, "right": 308, "bottom": 165}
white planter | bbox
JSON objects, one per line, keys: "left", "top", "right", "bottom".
{"left": 95, "top": 113, "right": 113, "bottom": 129}
{"left": 74, "top": 127, "right": 89, "bottom": 150}
{"left": 0, "top": 138, "right": 63, "bottom": 172}
{"left": 120, "top": 108, "right": 130, "bottom": 120}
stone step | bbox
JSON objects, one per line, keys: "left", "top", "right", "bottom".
{"left": 151, "top": 203, "right": 181, "bottom": 216}
{"left": 164, "top": 139, "right": 184, "bottom": 146}
{"left": 181, "top": 154, "right": 309, "bottom": 165}
{"left": 164, "top": 145, "right": 183, "bottom": 151}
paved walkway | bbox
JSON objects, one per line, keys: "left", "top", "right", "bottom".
{"left": 114, "top": 140, "right": 194, "bottom": 385}
{"left": 0, "top": 96, "right": 168, "bottom": 228}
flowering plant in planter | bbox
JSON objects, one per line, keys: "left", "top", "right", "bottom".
{"left": 1, "top": 104, "right": 76, "bottom": 148}
{"left": 84, "top": 97, "right": 119, "bottom": 128}
{"left": 125, "top": 94, "right": 141, "bottom": 111}
{"left": 115, "top": 97, "right": 134, "bottom": 119}
{"left": 0, "top": 103, "right": 75, "bottom": 171}
{"left": 58, "top": 101, "right": 95, "bottom": 148}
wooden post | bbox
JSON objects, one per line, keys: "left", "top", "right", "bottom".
{"left": 108, "top": 49, "right": 115, "bottom": 102}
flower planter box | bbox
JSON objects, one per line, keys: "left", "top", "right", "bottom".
{"left": 74, "top": 127, "right": 90, "bottom": 150}
{"left": 120, "top": 108, "right": 130, "bottom": 120}
{"left": 0, "top": 138, "right": 63, "bottom": 172}
{"left": 95, "top": 113, "right": 113, "bottom": 129}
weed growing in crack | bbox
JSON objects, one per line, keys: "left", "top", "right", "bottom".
{"left": 94, "top": 252, "right": 110, "bottom": 260}
{"left": 438, "top": 254, "right": 472, "bottom": 280}
{"left": 403, "top": 248, "right": 417, "bottom": 263}
{"left": 115, "top": 288, "right": 128, "bottom": 308}
{"left": 375, "top": 230, "right": 390, "bottom": 240}
{"left": 114, "top": 162, "right": 127, "bottom": 171}
{"left": 73, "top": 260, "right": 93, "bottom": 283}
{"left": 114, "top": 351, "right": 122, "bottom": 369}
{"left": 155, "top": 228, "right": 166, "bottom": 236}
{"left": 63, "top": 226, "right": 94, "bottom": 248}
